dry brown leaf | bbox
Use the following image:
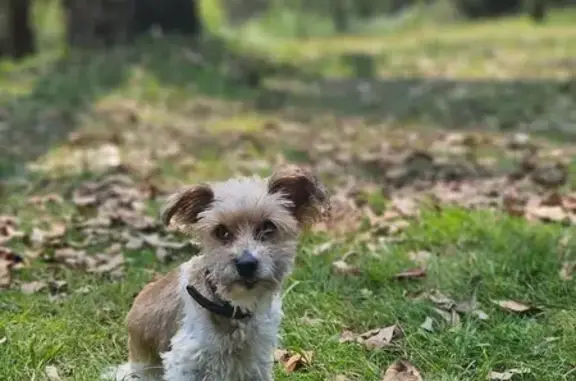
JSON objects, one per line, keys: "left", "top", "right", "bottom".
{"left": 408, "top": 250, "right": 433, "bottom": 268}
{"left": 527, "top": 205, "right": 568, "bottom": 223}
{"left": 381, "top": 359, "right": 423, "bottom": 381}
{"left": 30, "top": 223, "right": 67, "bottom": 247}
{"left": 45, "top": 365, "right": 62, "bottom": 381}
{"left": 559, "top": 261, "right": 576, "bottom": 281}
{"left": 53, "top": 248, "right": 88, "bottom": 269}
{"left": 420, "top": 316, "right": 434, "bottom": 332}
{"left": 0, "top": 247, "right": 23, "bottom": 289}
{"left": 20, "top": 281, "right": 48, "bottom": 294}
{"left": 394, "top": 267, "right": 426, "bottom": 280}
{"left": 274, "top": 349, "right": 290, "bottom": 362}
{"left": 332, "top": 375, "right": 352, "bottom": 381}
{"left": 358, "top": 325, "right": 402, "bottom": 350}
{"left": 299, "top": 316, "right": 324, "bottom": 326}
{"left": 276, "top": 350, "right": 313, "bottom": 373}
{"left": 489, "top": 368, "right": 530, "bottom": 380}
{"left": 332, "top": 260, "right": 361, "bottom": 276}
{"left": 493, "top": 300, "right": 533, "bottom": 313}
{"left": 0, "top": 216, "right": 24, "bottom": 245}
{"left": 27, "top": 194, "right": 64, "bottom": 205}
{"left": 311, "top": 241, "right": 337, "bottom": 256}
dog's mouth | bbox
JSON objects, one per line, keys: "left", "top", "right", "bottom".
{"left": 232, "top": 277, "right": 278, "bottom": 291}
{"left": 241, "top": 279, "right": 258, "bottom": 289}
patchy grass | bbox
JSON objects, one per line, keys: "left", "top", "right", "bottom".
{"left": 2, "top": 5, "right": 576, "bottom": 381}
{"left": 2, "top": 206, "right": 576, "bottom": 381}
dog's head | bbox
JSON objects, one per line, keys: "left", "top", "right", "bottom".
{"left": 161, "top": 165, "right": 330, "bottom": 309}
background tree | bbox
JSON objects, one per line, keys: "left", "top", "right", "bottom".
{"left": 0, "top": 0, "right": 35, "bottom": 59}
{"left": 63, "top": 0, "right": 202, "bottom": 49}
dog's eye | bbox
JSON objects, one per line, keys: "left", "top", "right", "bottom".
{"left": 256, "top": 220, "right": 278, "bottom": 242}
{"left": 213, "top": 224, "right": 233, "bottom": 243}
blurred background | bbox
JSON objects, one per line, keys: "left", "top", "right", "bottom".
{"left": 0, "top": 0, "right": 575, "bottom": 186}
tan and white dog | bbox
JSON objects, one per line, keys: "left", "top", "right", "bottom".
{"left": 103, "top": 165, "right": 330, "bottom": 381}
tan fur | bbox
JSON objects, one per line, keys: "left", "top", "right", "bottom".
{"left": 126, "top": 268, "right": 182, "bottom": 365}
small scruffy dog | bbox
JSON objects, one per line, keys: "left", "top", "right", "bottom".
{"left": 104, "top": 165, "right": 329, "bottom": 381}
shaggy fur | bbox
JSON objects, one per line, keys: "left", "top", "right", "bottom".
{"left": 102, "top": 165, "right": 329, "bottom": 381}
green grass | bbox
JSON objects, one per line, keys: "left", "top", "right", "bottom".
{"left": 2, "top": 3, "right": 576, "bottom": 381}
{"left": 2, "top": 208, "right": 576, "bottom": 380}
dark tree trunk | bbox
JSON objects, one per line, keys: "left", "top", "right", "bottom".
{"left": 0, "top": 0, "right": 35, "bottom": 59}
{"left": 529, "top": 0, "right": 547, "bottom": 23}
{"left": 356, "top": 0, "right": 374, "bottom": 19}
{"left": 331, "top": 0, "right": 350, "bottom": 33}
{"left": 133, "top": 0, "right": 202, "bottom": 35}
{"left": 63, "top": 0, "right": 202, "bottom": 49}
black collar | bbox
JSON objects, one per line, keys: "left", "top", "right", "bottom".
{"left": 186, "top": 273, "right": 252, "bottom": 320}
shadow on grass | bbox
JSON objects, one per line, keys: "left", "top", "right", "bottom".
{"left": 1, "top": 35, "right": 575, "bottom": 180}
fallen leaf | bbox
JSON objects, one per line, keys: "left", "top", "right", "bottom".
{"left": 274, "top": 349, "right": 290, "bottom": 362}
{"left": 492, "top": 300, "right": 533, "bottom": 313}
{"left": 471, "top": 309, "right": 489, "bottom": 320}
{"left": 489, "top": 368, "right": 531, "bottom": 380}
{"left": 20, "top": 281, "right": 48, "bottom": 294}
{"left": 49, "top": 280, "right": 68, "bottom": 294}
{"left": 408, "top": 250, "right": 433, "bottom": 268}
{"left": 358, "top": 325, "right": 402, "bottom": 350}
{"left": 381, "top": 359, "right": 423, "bottom": 381}
{"left": 45, "top": 365, "right": 62, "bottom": 381}
{"left": 432, "top": 307, "right": 461, "bottom": 328}
{"left": 560, "top": 261, "right": 576, "bottom": 281}
{"left": 277, "top": 350, "right": 313, "bottom": 373}
{"left": 339, "top": 330, "right": 358, "bottom": 343}
{"left": 29, "top": 223, "right": 67, "bottom": 247}
{"left": 0, "top": 216, "right": 24, "bottom": 245}
{"left": 394, "top": 267, "right": 426, "bottom": 280}
{"left": 332, "top": 375, "right": 352, "bottom": 381}
{"left": 0, "top": 247, "right": 23, "bottom": 288}
{"left": 420, "top": 316, "right": 434, "bottom": 332}
{"left": 0, "top": 337, "right": 6, "bottom": 344}
{"left": 299, "top": 316, "right": 324, "bottom": 326}
{"left": 332, "top": 260, "right": 361, "bottom": 276}
{"left": 27, "top": 194, "right": 64, "bottom": 205}
{"left": 311, "top": 241, "right": 337, "bottom": 255}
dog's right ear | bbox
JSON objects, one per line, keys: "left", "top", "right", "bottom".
{"left": 161, "top": 185, "right": 214, "bottom": 227}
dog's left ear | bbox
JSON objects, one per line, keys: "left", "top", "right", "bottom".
{"left": 160, "top": 184, "right": 215, "bottom": 227}
{"left": 268, "top": 165, "right": 331, "bottom": 226}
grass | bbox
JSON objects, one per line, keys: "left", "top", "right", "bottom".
{"left": 2, "top": 208, "right": 576, "bottom": 380}
{"left": 2, "top": 2, "right": 576, "bottom": 381}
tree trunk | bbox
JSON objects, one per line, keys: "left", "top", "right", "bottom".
{"left": 331, "top": 0, "right": 350, "bottom": 33}
{"left": 0, "top": 0, "right": 35, "bottom": 59}
{"left": 63, "top": 0, "right": 202, "bottom": 49}
{"left": 528, "top": 0, "right": 547, "bottom": 23}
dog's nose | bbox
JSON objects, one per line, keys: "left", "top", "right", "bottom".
{"left": 235, "top": 249, "right": 259, "bottom": 278}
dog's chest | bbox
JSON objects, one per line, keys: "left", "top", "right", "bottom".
{"left": 165, "top": 305, "right": 281, "bottom": 381}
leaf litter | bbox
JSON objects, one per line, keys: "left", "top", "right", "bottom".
{"left": 1, "top": 167, "right": 197, "bottom": 289}
{"left": 381, "top": 359, "right": 423, "bottom": 381}
{"left": 274, "top": 349, "right": 314, "bottom": 373}
{"left": 340, "top": 324, "right": 403, "bottom": 350}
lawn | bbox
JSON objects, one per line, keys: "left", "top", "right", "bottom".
{"left": 1, "top": 4, "right": 576, "bottom": 381}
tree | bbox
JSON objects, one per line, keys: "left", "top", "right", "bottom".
{"left": 63, "top": 0, "right": 202, "bottom": 49}
{"left": 0, "top": 0, "right": 35, "bottom": 59}
{"left": 528, "top": 0, "right": 547, "bottom": 23}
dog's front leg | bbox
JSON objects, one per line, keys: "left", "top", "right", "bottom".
{"left": 161, "top": 345, "right": 206, "bottom": 381}
{"left": 162, "top": 357, "right": 205, "bottom": 381}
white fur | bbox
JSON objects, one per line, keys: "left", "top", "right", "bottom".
{"left": 161, "top": 261, "right": 282, "bottom": 381}
{"left": 103, "top": 259, "right": 283, "bottom": 381}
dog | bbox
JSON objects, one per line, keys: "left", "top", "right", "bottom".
{"left": 103, "top": 165, "right": 330, "bottom": 381}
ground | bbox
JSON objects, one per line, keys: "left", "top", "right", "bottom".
{"left": 1, "top": 4, "right": 576, "bottom": 381}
